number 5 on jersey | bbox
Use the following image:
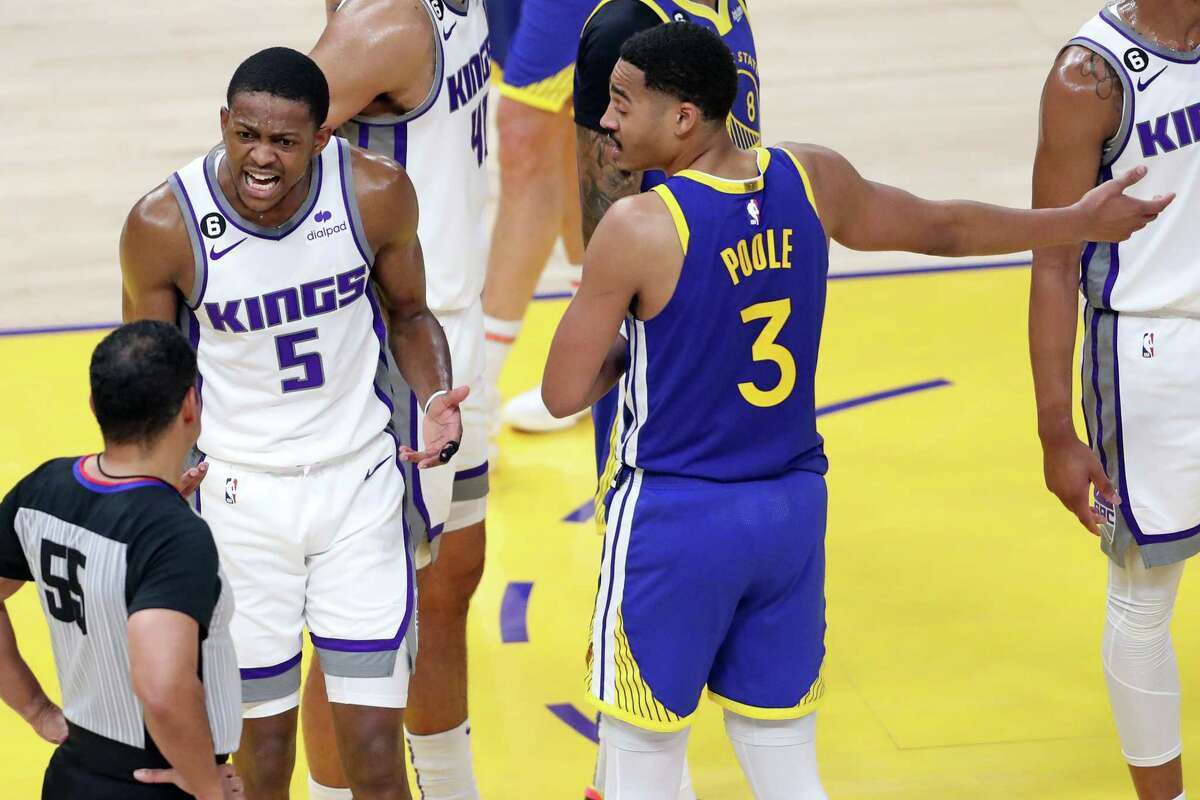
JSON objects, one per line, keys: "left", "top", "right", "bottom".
{"left": 276, "top": 329, "right": 325, "bottom": 393}
{"left": 738, "top": 298, "right": 795, "bottom": 408}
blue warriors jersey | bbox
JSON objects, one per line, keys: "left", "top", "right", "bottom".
{"left": 616, "top": 148, "right": 829, "bottom": 482}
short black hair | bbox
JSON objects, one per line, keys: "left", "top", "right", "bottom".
{"left": 90, "top": 321, "right": 197, "bottom": 446}
{"left": 619, "top": 22, "right": 737, "bottom": 122}
{"left": 227, "top": 47, "right": 330, "bottom": 126}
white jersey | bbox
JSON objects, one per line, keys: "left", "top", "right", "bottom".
{"left": 337, "top": 0, "right": 490, "bottom": 313}
{"left": 168, "top": 139, "right": 393, "bottom": 468}
{"left": 1072, "top": 7, "right": 1200, "bottom": 316}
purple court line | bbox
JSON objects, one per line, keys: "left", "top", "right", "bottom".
{"left": 0, "top": 262, "right": 1029, "bottom": 338}
{"left": 563, "top": 378, "right": 953, "bottom": 523}
{"left": 500, "top": 581, "right": 534, "bottom": 643}
{"left": 547, "top": 703, "right": 600, "bottom": 743}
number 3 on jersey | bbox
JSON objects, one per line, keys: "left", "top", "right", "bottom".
{"left": 738, "top": 298, "right": 795, "bottom": 408}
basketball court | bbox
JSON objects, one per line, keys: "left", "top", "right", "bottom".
{"left": 2, "top": 1, "right": 1197, "bottom": 797}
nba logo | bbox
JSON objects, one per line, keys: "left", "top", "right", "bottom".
{"left": 747, "top": 198, "right": 761, "bottom": 226}
{"left": 1142, "top": 332, "right": 1155, "bottom": 358}
{"left": 225, "top": 478, "right": 238, "bottom": 504}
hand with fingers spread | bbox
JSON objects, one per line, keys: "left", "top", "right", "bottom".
{"left": 399, "top": 385, "right": 469, "bottom": 469}
{"left": 1075, "top": 165, "right": 1175, "bottom": 243}
{"left": 1041, "top": 430, "right": 1121, "bottom": 536}
{"left": 134, "top": 762, "right": 244, "bottom": 799}
{"left": 176, "top": 461, "right": 208, "bottom": 498}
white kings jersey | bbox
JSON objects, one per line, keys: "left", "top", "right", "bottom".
{"left": 168, "top": 139, "right": 393, "bottom": 468}
{"left": 337, "top": 0, "right": 490, "bottom": 313}
{"left": 1072, "top": 7, "right": 1200, "bottom": 316}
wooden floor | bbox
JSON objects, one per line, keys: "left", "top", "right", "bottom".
{"left": 6, "top": 1, "right": 1197, "bottom": 798}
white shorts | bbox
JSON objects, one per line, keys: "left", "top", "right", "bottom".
{"left": 1084, "top": 307, "right": 1200, "bottom": 567}
{"left": 393, "top": 299, "right": 490, "bottom": 568}
{"left": 197, "top": 432, "right": 415, "bottom": 716}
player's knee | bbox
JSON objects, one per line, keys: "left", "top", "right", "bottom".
{"left": 421, "top": 537, "right": 485, "bottom": 614}
{"left": 339, "top": 731, "right": 405, "bottom": 795}
{"left": 237, "top": 727, "right": 297, "bottom": 789}
{"left": 497, "top": 99, "right": 561, "bottom": 180}
{"left": 1105, "top": 557, "right": 1182, "bottom": 657}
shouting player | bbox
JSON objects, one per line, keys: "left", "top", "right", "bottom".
{"left": 121, "top": 48, "right": 464, "bottom": 800}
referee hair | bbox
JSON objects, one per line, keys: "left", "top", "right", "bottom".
{"left": 619, "top": 22, "right": 737, "bottom": 122}
{"left": 90, "top": 321, "right": 198, "bottom": 446}
{"left": 227, "top": 47, "right": 331, "bottom": 126}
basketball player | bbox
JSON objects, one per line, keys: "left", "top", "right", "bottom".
{"left": 544, "top": 23, "right": 1170, "bottom": 798}
{"left": 120, "top": 48, "right": 465, "bottom": 800}
{"left": 0, "top": 321, "right": 242, "bottom": 799}
{"left": 302, "top": 3, "right": 490, "bottom": 796}
{"left": 480, "top": 0, "right": 597, "bottom": 435}
{"left": 1030, "top": 4, "right": 1200, "bottom": 799}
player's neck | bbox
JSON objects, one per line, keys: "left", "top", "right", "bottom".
{"left": 1118, "top": 0, "right": 1200, "bottom": 51}
{"left": 95, "top": 441, "right": 185, "bottom": 486}
{"left": 667, "top": 134, "right": 752, "bottom": 180}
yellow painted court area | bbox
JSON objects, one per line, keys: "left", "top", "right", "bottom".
{"left": 3, "top": 267, "right": 1197, "bottom": 797}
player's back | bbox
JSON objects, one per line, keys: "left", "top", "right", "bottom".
{"left": 617, "top": 146, "right": 828, "bottom": 482}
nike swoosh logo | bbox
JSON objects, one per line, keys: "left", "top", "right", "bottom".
{"left": 1138, "top": 66, "right": 1167, "bottom": 92}
{"left": 209, "top": 238, "right": 247, "bottom": 261}
{"left": 364, "top": 457, "right": 391, "bottom": 482}
{"left": 443, "top": 22, "right": 456, "bottom": 40}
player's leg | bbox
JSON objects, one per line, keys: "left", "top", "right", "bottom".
{"left": 597, "top": 716, "right": 690, "bottom": 799}
{"left": 481, "top": 0, "right": 592, "bottom": 427}
{"left": 198, "top": 457, "right": 308, "bottom": 798}
{"left": 301, "top": 657, "right": 352, "bottom": 800}
{"left": 1104, "top": 546, "right": 1186, "bottom": 800}
{"left": 302, "top": 433, "right": 415, "bottom": 799}
{"left": 706, "top": 470, "right": 829, "bottom": 800}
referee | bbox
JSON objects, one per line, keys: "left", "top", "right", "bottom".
{"left": 0, "top": 321, "right": 243, "bottom": 799}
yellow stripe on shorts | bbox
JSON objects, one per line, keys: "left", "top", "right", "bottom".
{"left": 496, "top": 62, "right": 575, "bottom": 113}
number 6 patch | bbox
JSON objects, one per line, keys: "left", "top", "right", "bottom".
{"left": 201, "top": 212, "right": 228, "bottom": 239}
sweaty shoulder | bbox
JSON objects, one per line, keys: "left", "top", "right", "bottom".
{"left": 121, "top": 181, "right": 193, "bottom": 281}
{"left": 349, "top": 146, "right": 418, "bottom": 250}
{"left": 323, "top": 0, "right": 434, "bottom": 85}
{"left": 1042, "top": 44, "right": 1124, "bottom": 145}
{"left": 575, "top": 0, "right": 664, "bottom": 132}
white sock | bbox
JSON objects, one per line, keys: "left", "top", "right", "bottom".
{"left": 483, "top": 315, "right": 522, "bottom": 404}
{"left": 308, "top": 775, "right": 353, "bottom": 799}
{"left": 676, "top": 758, "right": 697, "bottom": 800}
{"left": 406, "top": 719, "right": 481, "bottom": 800}
{"left": 724, "top": 711, "right": 827, "bottom": 800}
{"left": 591, "top": 746, "right": 696, "bottom": 799}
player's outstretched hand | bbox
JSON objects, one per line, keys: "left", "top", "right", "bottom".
{"left": 134, "top": 763, "right": 244, "bottom": 799}
{"left": 1076, "top": 165, "right": 1175, "bottom": 243}
{"left": 27, "top": 697, "right": 67, "bottom": 745}
{"left": 176, "top": 461, "right": 208, "bottom": 498}
{"left": 399, "top": 385, "right": 469, "bottom": 469}
{"left": 1041, "top": 431, "right": 1121, "bottom": 536}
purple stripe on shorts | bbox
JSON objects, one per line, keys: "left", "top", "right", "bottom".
{"left": 500, "top": 582, "right": 533, "bottom": 643}
{"left": 310, "top": 624, "right": 405, "bottom": 653}
{"left": 454, "top": 462, "right": 488, "bottom": 481}
{"left": 240, "top": 652, "right": 302, "bottom": 681}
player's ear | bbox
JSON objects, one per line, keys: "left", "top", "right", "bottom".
{"left": 312, "top": 125, "right": 333, "bottom": 155}
{"left": 181, "top": 386, "right": 201, "bottom": 425}
{"left": 220, "top": 106, "right": 230, "bottom": 132}
{"left": 676, "top": 102, "right": 701, "bottom": 137}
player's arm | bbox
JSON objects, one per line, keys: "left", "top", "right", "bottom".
{"left": 310, "top": 0, "right": 434, "bottom": 129}
{"left": 356, "top": 150, "right": 466, "bottom": 466}
{"left": 120, "top": 185, "right": 193, "bottom": 323}
{"left": 0, "top": 482, "right": 65, "bottom": 746}
{"left": 1031, "top": 46, "right": 1125, "bottom": 534}
{"left": 543, "top": 193, "right": 676, "bottom": 416}
{"left": 788, "top": 143, "right": 1171, "bottom": 257}
{"left": 573, "top": 2, "right": 656, "bottom": 244}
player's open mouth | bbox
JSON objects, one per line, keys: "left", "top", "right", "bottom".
{"left": 242, "top": 169, "right": 281, "bottom": 198}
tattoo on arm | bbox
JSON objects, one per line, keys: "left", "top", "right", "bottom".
{"left": 577, "top": 126, "right": 643, "bottom": 247}
{"left": 1080, "top": 51, "right": 1123, "bottom": 112}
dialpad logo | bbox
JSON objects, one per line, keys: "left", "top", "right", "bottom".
{"left": 309, "top": 210, "right": 348, "bottom": 240}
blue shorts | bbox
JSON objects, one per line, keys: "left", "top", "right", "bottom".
{"left": 587, "top": 467, "right": 827, "bottom": 731}
{"left": 492, "top": 0, "right": 595, "bottom": 112}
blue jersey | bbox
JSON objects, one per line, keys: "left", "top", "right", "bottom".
{"left": 616, "top": 147, "right": 828, "bottom": 482}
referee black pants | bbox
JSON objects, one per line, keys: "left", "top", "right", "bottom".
{"left": 42, "top": 747, "right": 191, "bottom": 800}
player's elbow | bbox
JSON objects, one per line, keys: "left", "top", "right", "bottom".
{"left": 541, "top": 382, "right": 581, "bottom": 419}
{"left": 133, "top": 668, "right": 197, "bottom": 717}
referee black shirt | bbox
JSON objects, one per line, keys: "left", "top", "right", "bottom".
{"left": 0, "top": 457, "right": 240, "bottom": 791}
